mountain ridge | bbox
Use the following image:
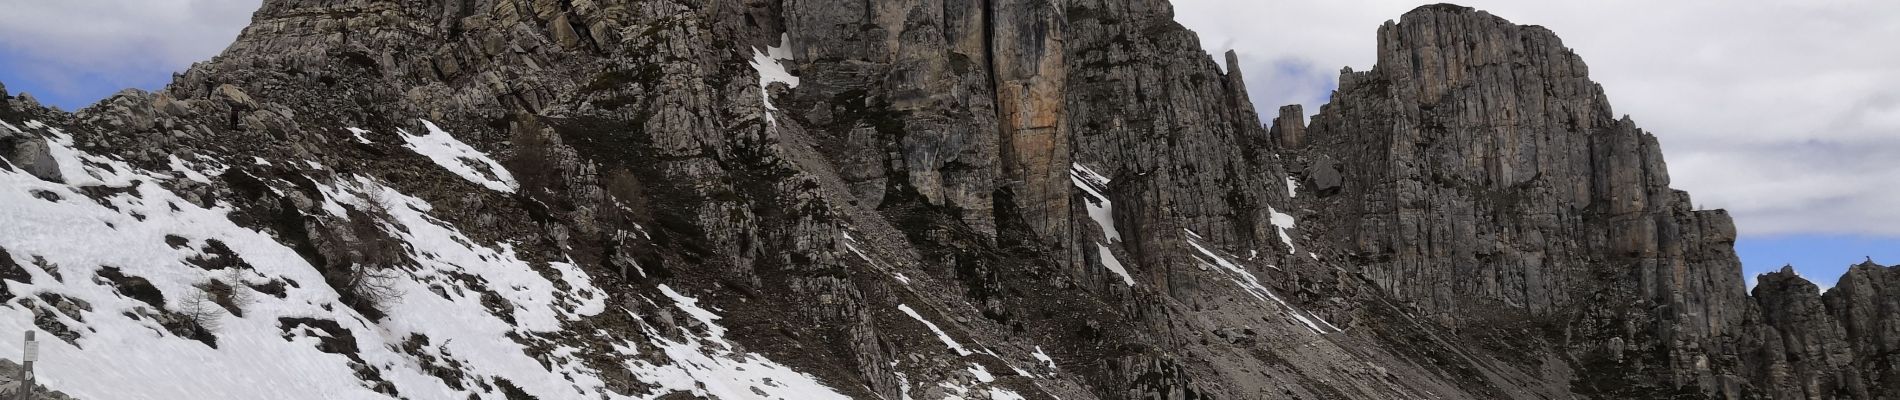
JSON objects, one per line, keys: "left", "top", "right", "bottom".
{"left": 0, "top": 1, "right": 1894, "bottom": 399}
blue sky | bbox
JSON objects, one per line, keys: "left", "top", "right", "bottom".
{"left": 1737, "top": 235, "right": 1898, "bottom": 290}
{"left": 0, "top": 48, "right": 179, "bottom": 111}
{"left": 2, "top": 0, "right": 1894, "bottom": 289}
{"left": 0, "top": 0, "right": 258, "bottom": 108}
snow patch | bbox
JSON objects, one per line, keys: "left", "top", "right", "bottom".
{"left": 31, "top": 120, "right": 122, "bottom": 186}
{"left": 657, "top": 284, "right": 730, "bottom": 349}
{"left": 620, "top": 304, "right": 853, "bottom": 399}
{"left": 398, "top": 119, "right": 518, "bottom": 193}
{"left": 895, "top": 370, "right": 916, "bottom": 400}
{"left": 1097, "top": 243, "right": 1134, "bottom": 286}
{"left": 1269, "top": 206, "right": 1297, "bottom": 254}
{"left": 843, "top": 231, "right": 911, "bottom": 285}
{"left": 989, "top": 388, "right": 1028, "bottom": 400}
{"left": 345, "top": 127, "right": 374, "bottom": 144}
{"left": 163, "top": 154, "right": 226, "bottom": 184}
{"left": 1184, "top": 230, "right": 1340, "bottom": 334}
{"left": 552, "top": 260, "right": 607, "bottom": 317}
{"left": 967, "top": 363, "right": 994, "bottom": 383}
{"left": 1069, "top": 163, "right": 1119, "bottom": 241}
{"left": 934, "top": 379, "right": 1025, "bottom": 400}
{"left": 979, "top": 349, "right": 1032, "bottom": 379}
{"left": 897, "top": 304, "right": 971, "bottom": 356}
{"left": 749, "top": 34, "right": 799, "bottom": 125}
{"left": 1032, "top": 346, "right": 1056, "bottom": 371}
{"left": 1073, "top": 163, "right": 1134, "bottom": 286}
{"left": 166, "top": 155, "right": 214, "bottom": 184}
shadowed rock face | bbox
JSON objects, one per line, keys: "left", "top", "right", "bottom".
{"left": 1, "top": 1, "right": 1893, "bottom": 399}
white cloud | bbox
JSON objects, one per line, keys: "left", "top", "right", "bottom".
{"left": 1174, "top": 0, "right": 1900, "bottom": 236}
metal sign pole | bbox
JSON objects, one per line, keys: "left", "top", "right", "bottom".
{"left": 17, "top": 331, "right": 34, "bottom": 400}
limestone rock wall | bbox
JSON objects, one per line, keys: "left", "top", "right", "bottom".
{"left": 1295, "top": 5, "right": 1897, "bottom": 398}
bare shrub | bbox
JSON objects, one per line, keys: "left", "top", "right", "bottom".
{"left": 357, "top": 182, "right": 400, "bottom": 215}
{"left": 602, "top": 168, "right": 651, "bottom": 224}
{"left": 506, "top": 125, "right": 562, "bottom": 198}
{"left": 216, "top": 267, "right": 256, "bottom": 317}
{"left": 336, "top": 263, "right": 404, "bottom": 318}
{"left": 178, "top": 286, "right": 224, "bottom": 333}
{"left": 306, "top": 180, "right": 413, "bottom": 321}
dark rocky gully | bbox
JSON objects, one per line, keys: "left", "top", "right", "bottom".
{"left": 0, "top": 1, "right": 1894, "bottom": 399}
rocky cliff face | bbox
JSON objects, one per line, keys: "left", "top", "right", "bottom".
{"left": 1747, "top": 262, "right": 1900, "bottom": 399}
{"left": 1298, "top": 4, "right": 1754, "bottom": 395}
{"left": 0, "top": 1, "right": 1894, "bottom": 399}
{"left": 1292, "top": 4, "right": 1900, "bottom": 399}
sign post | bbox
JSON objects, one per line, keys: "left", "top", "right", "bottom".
{"left": 16, "top": 331, "right": 34, "bottom": 400}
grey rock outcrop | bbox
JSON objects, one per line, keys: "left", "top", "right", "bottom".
{"left": 1270, "top": 104, "right": 1305, "bottom": 149}
{"left": 0, "top": 86, "right": 65, "bottom": 182}
{"left": 0, "top": 359, "right": 76, "bottom": 400}
{"left": 1749, "top": 266, "right": 1864, "bottom": 398}
{"left": 1744, "top": 261, "right": 1900, "bottom": 399}
{"left": 1823, "top": 261, "right": 1900, "bottom": 397}
{"left": 1, "top": 137, "right": 60, "bottom": 183}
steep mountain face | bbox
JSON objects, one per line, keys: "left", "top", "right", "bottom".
{"left": 1289, "top": 5, "right": 1900, "bottom": 399}
{"left": 1296, "top": 5, "right": 1754, "bottom": 396}
{"left": 1, "top": 1, "right": 1896, "bottom": 400}
{"left": 1284, "top": 4, "right": 1892, "bottom": 398}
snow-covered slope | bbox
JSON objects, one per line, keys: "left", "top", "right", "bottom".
{"left": 0, "top": 118, "right": 854, "bottom": 399}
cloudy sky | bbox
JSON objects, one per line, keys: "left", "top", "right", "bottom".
{"left": 0, "top": 0, "right": 258, "bottom": 106}
{"left": 2, "top": 0, "right": 1895, "bottom": 288}
{"left": 1173, "top": 0, "right": 1900, "bottom": 289}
